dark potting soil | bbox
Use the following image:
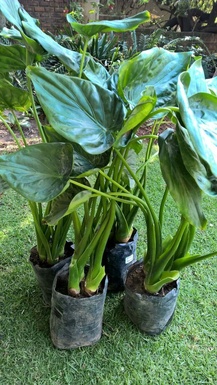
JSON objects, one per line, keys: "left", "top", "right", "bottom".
{"left": 125, "top": 263, "right": 177, "bottom": 297}
{"left": 29, "top": 241, "right": 74, "bottom": 268}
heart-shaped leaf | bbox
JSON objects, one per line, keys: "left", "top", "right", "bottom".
{"left": 0, "top": 143, "right": 73, "bottom": 202}
{"left": 27, "top": 66, "right": 126, "bottom": 154}
{"left": 180, "top": 58, "right": 209, "bottom": 97}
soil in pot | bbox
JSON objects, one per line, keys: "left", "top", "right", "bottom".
{"left": 29, "top": 241, "right": 74, "bottom": 306}
{"left": 103, "top": 228, "right": 138, "bottom": 292}
{"left": 50, "top": 264, "right": 108, "bottom": 349}
{"left": 124, "top": 260, "right": 180, "bottom": 335}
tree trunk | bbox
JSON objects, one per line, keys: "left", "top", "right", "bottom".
{"left": 81, "top": 0, "right": 100, "bottom": 22}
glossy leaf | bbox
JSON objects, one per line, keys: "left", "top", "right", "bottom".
{"left": 83, "top": 56, "right": 111, "bottom": 87}
{"left": 27, "top": 66, "right": 126, "bottom": 155}
{"left": 0, "top": 45, "right": 35, "bottom": 72}
{"left": 206, "top": 76, "right": 217, "bottom": 95}
{"left": 0, "top": 0, "right": 45, "bottom": 55}
{"left": 70, "top": 142, "right": 111, "bottom": 177}
{"left": 0, "top": 80, "right": 31, "bottom": 112}
{"left": 45, "top": 189, "right": 92, "bottom": 226}
{"left": 158, "top": 129, "right": 207, "bottom": 229}
{"left": 176, "top": 120, "right": 217, "bottom": 196}
{"left": 22, "top": 20, "right": 82, "bottom": 74}
{"left": 43, "top": 126, "right": 111, "bottom": 176}
{"left": 177, "top": 69, "right": 217, "bottom": 183}
{"left": 181, "top": 58, "right": 208, "bottom": 97}
{"left": 115, "top": 88, "right": 156, "bottom": 144}
{"left": 0, "top": 143, "right": 73, "bottom": 202}
{"left": 66, "top": 11, "right": 150, "bottom": 38}
{"left": 118, "top": 48, "right": 192, "bottom": 108}
{"left": 0, "top": 0, "right": 23, "bottom": 30}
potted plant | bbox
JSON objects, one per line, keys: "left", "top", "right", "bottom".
{"left": 24, "top": 12, "right": 192, "bottom": 294}
{"left": 0, "top": 0, "right": 80, "bottom": 304}
{"left": 123, "top": 58, "right": 217, "bottom": 335}
{"left": 0, "top": 0, "right": 149, "bottom": 303}
{"left": 0, "top": 97, "right": 75, "bottom": 304}
{"left": 0, "top": 0, "right": 208, "bottom": 345}
{"left": 0, "top": 0, "right": 154, "bottom": 345}
{"left": 47, "top": 189, "right": 117, "bottom": 348}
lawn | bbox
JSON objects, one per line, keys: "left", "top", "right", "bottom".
{"left": 1, "top": 153, "right": 217, "bottom": 385}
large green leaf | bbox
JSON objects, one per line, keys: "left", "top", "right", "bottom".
{"left": 27, "top": 66, "right": 126, "bottom": 155}
{"left": 181, "top": 58, "right": 209, "bottom": 97}
{"left": 83, "top": 56, "right": 111, "bottom": 87}
{"left": 158, "top": 129, "right": 207, "bottom": 229}
{"left": 177, "top": 71, "right": 217, "bottom": 181}
{"left": 70, "top": 142, "right": 111, "bottom": 177}
{"left": 0, "top": 45, "right": 35, "bottom": 72}
{"left": 0, "top": 80, "right": 31, "bottom": 112}
{"left": 45, "top": 188, "right": 92, "bottom": 226}
{"left": 118, "top": 48, "right": 192, "bottom": 108}
{"left": 0, "top": 143, "right": 73, "bottom": 202}
{"left": 22, "top": 19, "right": 81, "bottom": 74}
{"left": 0, "top": 0, "right": 23, "bottom": 30}
{"left": 176, "top": 120, "right": 217, "bottom": 196}
{"left": 0, "top": 0, "right": 45, "bottom": 55}
{"left": 206, "top": 76, "right": 217, "bottom": 95}
{"left": 43, "top": 126, "right": 111, "bottom": 176}
{"left": 66, "top": 11, "right": 150, "bottom": 38}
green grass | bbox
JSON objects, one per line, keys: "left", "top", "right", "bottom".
{"left": 1, "top": 156, "right": 217, "bottom": 385}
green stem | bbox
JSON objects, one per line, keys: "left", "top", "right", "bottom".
{"left": 79, "top": 38, "right": 89, "bottom": 78}
{"left": 114, "top": 148, "right": 162, "bottom": 256}
{"left": 85, "top": 200, "right": 116, "bottom": 292}
{"left": 148, "top": 217, "right": 189, "bottom": 284}
{"left": 0, "top": 116, "right": 22, "bottom": 149}
{"left": 71, "top": 211, "right": 82, "bottom": 249}
{"left": 25, "top": 49, "right": 46, "bottom": 143}
{"left": 159, "top": 186, "right": 168, "bottom": 228}
{"left": 11, "top": 111, "right": 28, "bottom": 147}
{"left": 26, "top": 84, "right": 46, "bottom": 144}
{"left": 69, "top": 178, "right": 137, "bottom": 206}
{"left": 51, "top": 214, "right": 73, "bottom": 259}
{"left": 28, "top": 201, "right": 52, "bottom": 262}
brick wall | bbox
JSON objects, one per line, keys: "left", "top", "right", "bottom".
{"left": 21, "top": 0, "right": 70, "bottom": 33}
{"left": 20, "top": 1, "right": 217, "bottom": 53}
{"left": 155, "top": 30, "right": 217, "bottom": 54}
